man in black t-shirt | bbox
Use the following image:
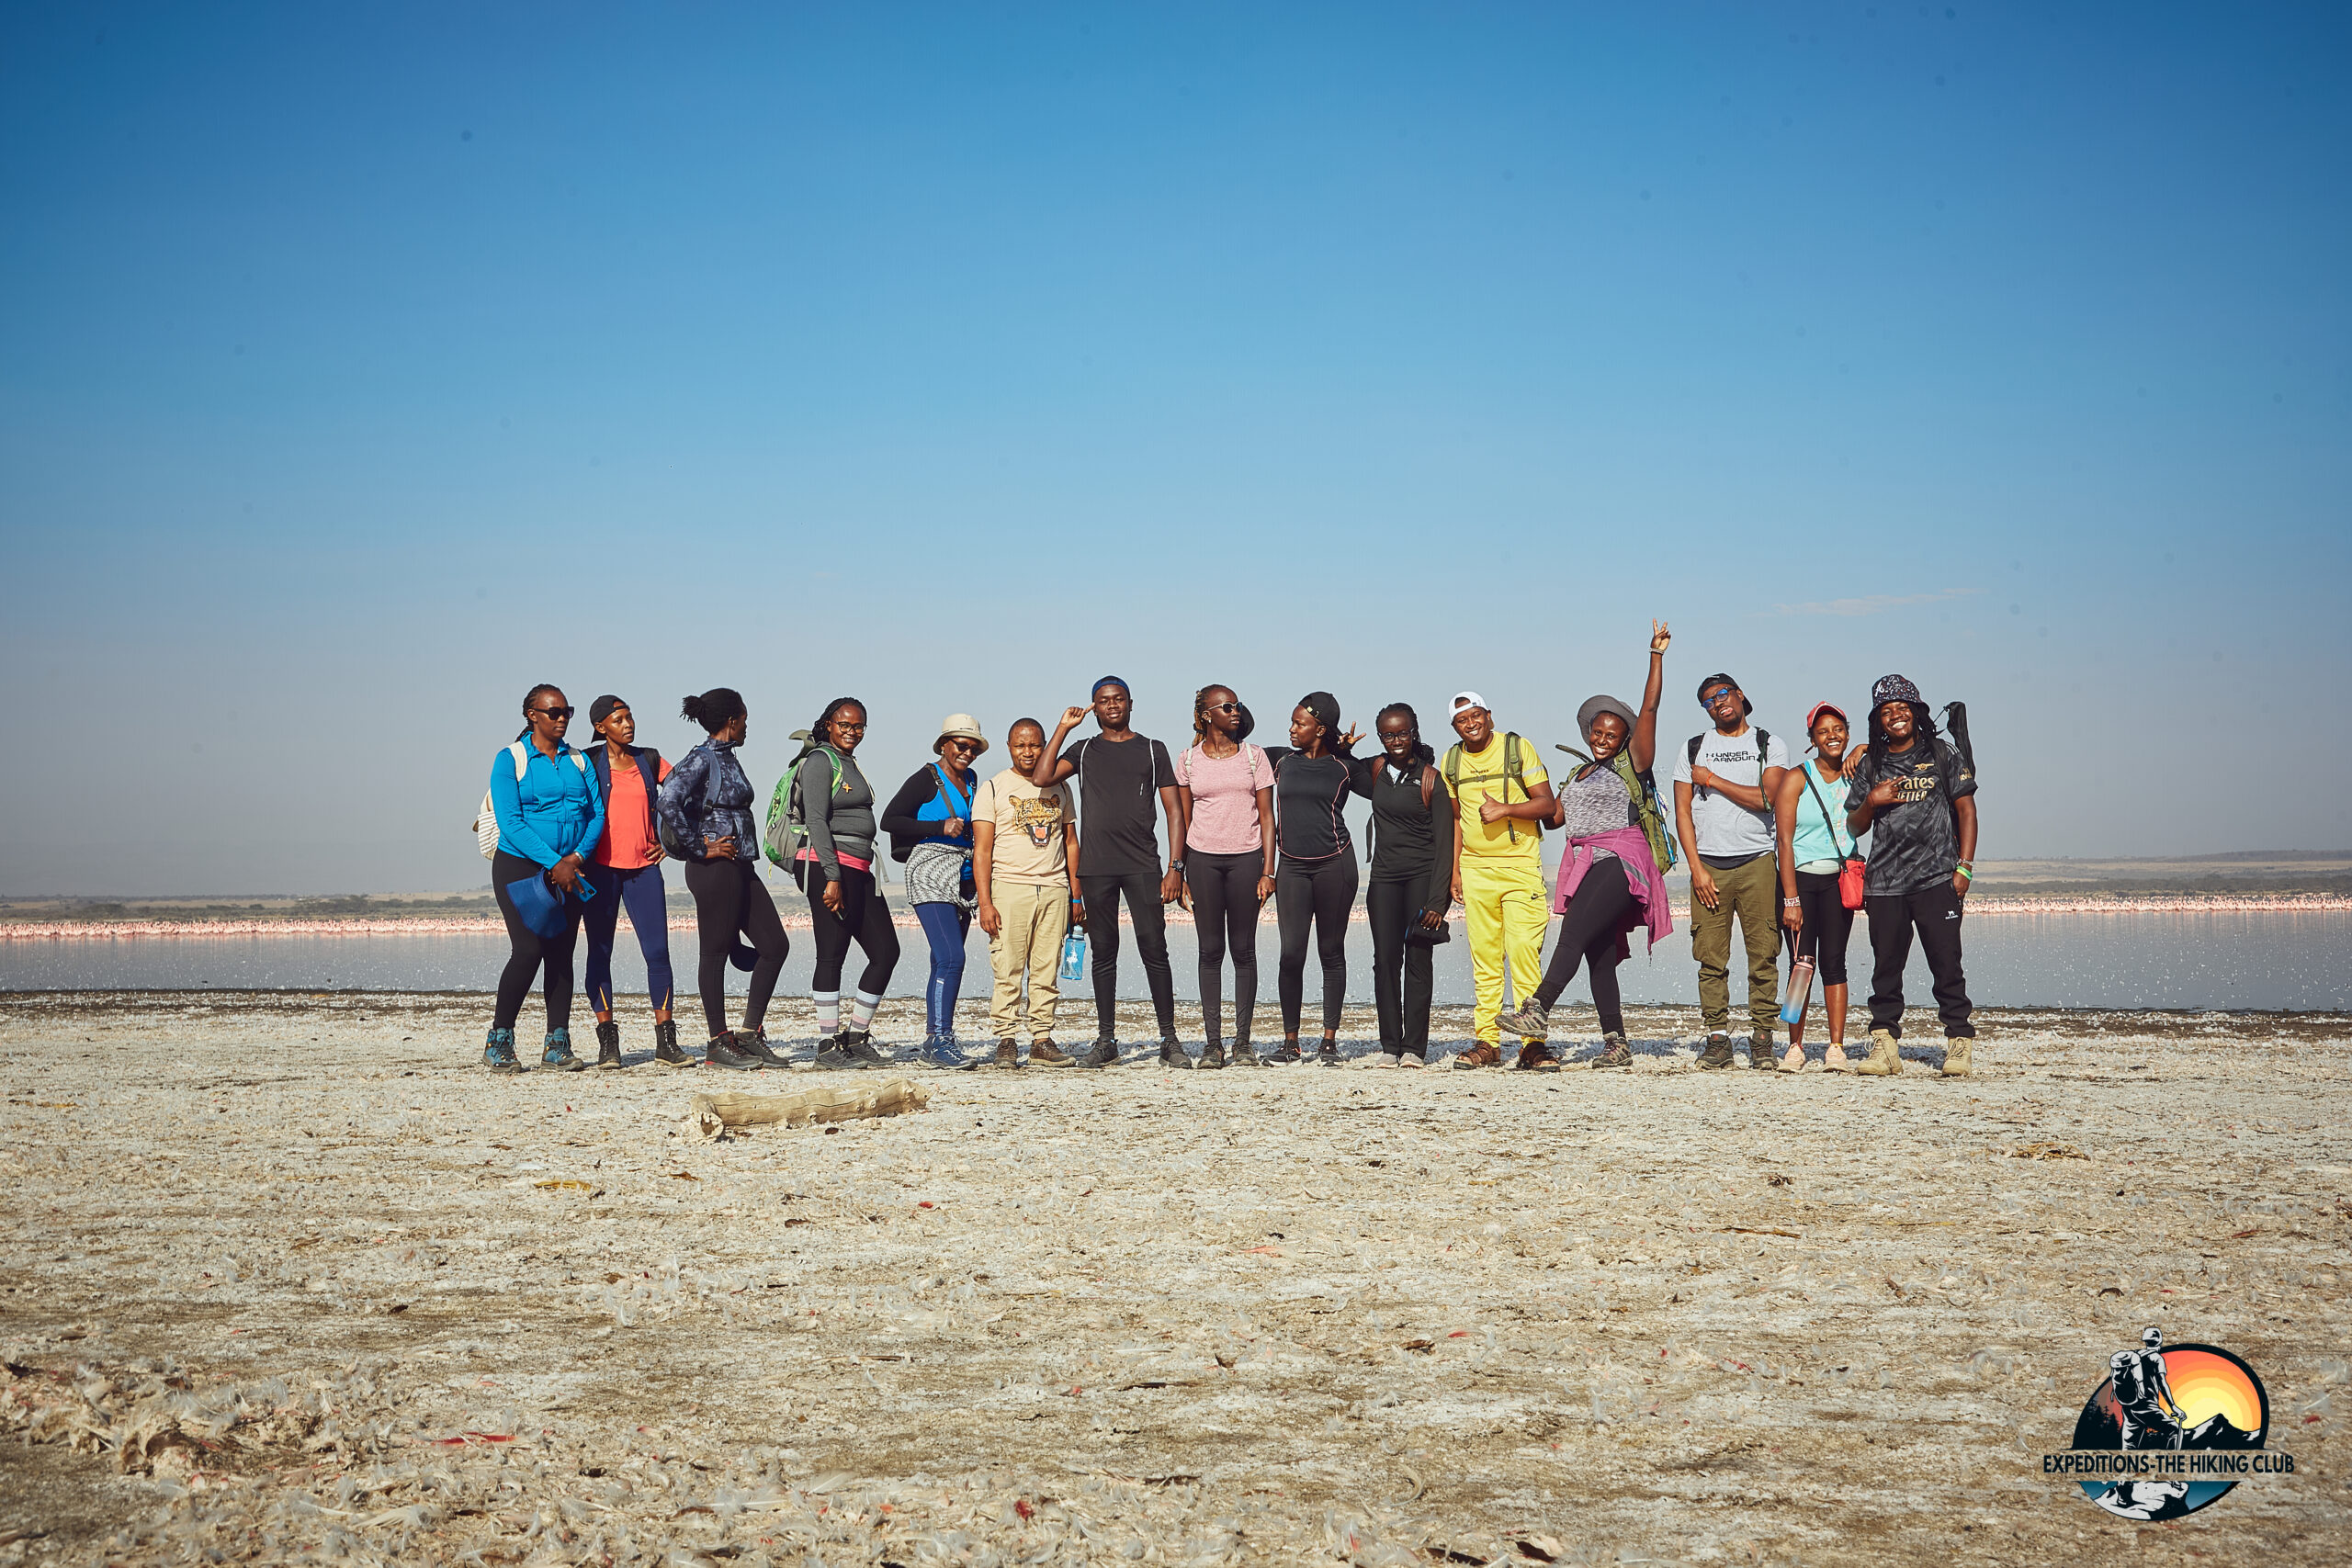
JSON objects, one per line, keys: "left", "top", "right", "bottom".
{"left": 1031, "top": 678, "right": 1184, "bottom": 1067}
{"left": 1843, "top": 673, "right": 1979, "bottom": 1077}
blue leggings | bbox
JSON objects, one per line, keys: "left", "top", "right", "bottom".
{"left": 582, "top": 862, "right": 675, "bottom": 1015}
{"left": 912, "top": 900, "right": 972, "bottom": 1038}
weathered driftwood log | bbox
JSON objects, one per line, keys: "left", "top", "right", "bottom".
{"left": 686, "top": 1077, "right": 930, "bottom": 1141}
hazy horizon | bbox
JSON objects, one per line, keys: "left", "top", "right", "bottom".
{"left": 5, "top": 3, "right": 2347, "bottom": 896}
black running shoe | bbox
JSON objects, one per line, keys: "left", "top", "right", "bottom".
{"left": 1266, "top": 1043, "right": 1303, "bottom": 1066}
{"left": 1159, "top": 1038, "right": 1194, "bottom": 1069}
{"left": 1080, "top": 1039, "right": 1120, "bottom": 1069}
{"left": 1229, "top": 1040, "right": 1260, "bottom": 1066}
{"left": 1198, "top": 1040, "right": 1227, "bottom": 1070}
{"left": 1317, "top": 1041, "right": 1341, "bottom": 1068}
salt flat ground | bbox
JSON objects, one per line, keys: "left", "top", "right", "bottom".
{"left": 0, "top": 993, "right": 2346, "bottom": 1567}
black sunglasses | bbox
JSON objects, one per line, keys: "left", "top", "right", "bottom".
{"left": 1205, "top": 702, "right": 1239, "bottom": 714}
{"left": 530, "top": 705, "right": 575, "bottom": 720}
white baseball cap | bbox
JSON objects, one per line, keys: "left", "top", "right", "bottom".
{"left": 1450, "top": 692, "right": 1488, "bottom": 717}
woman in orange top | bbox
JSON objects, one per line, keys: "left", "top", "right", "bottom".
{"left": 583, "top": 695, "right": 680, "bottom": 1068}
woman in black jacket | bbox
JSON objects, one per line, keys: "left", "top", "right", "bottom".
{"left": 657, "top": 687, "right": 790, "bottom": 1070}
{"left": 1350, "top": 704, "right": 1454, "bottom": 1066}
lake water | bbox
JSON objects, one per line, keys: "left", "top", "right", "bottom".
{"left": 2, "top": 910, "right": 2345, "bottom": 1011}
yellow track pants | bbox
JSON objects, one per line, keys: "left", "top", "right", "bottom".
{"left": 1461, "top": 858, "right": 1550, "bottom": 1043}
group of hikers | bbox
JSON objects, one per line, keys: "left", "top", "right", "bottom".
{"left": 476, "top": 622, "right": 1980, "bottom": 1078}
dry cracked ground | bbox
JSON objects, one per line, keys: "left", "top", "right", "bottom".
{"left": 1, "top": 991, "right": 2347, "bottom": 1566}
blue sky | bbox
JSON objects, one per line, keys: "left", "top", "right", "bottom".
{"left": 3, "top": 2, "right": 2346, "bottom": 894}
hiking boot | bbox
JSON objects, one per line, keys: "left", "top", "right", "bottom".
{"left": 1229, "top": 1040, "right": 1260, "bottom": 1066}
{"left": 838, "top": 1030, "right": 892, "bottom": 1068}
{"left": 1080, "top": 1039, "right": 1121, "bottom": 1069}
{"left": 921, "top": 1037, "right": 970, "bottom": 1071}
{"left": 1493, "top": 998, "right": 1551, "bottom": 1039}
{"left": 992, "top": 1040, "right": 1022, "bottom": 1070}
{"left": 1697, "top": 1032, "right": 1738, "bottom": 1070}
{"left": 1266, "top": 1043, "right": 1304, "bottom": 1066}
{"left": 483, "top": 1028, "right": 523, "bottom": 1075}
{"left": 1515, "top": 1042, "right": 1560, "bottom": 1073}
{"left": 1592, "top": 1032, "right": 1634, "bottom": 1069}
{"left": 1029, "top": 1040, "right": 1076, "bottom": 1068}
{"left": 1159, "top": 1038, "right": 1194, "bottom": 1069}
{"left": 1317, "top": 1040, "right": 1341, "bottom": 1068}
{"left": 1747, "top": 1030, "right": 1776, "bottom": 1070}
{"left": 1939, "top": 1037, "right": 1973, "bottom": 1077}
{"left": 1854, "top": 1029, "right": 1903, "bottom": 1076}
{"left": 652, "top": 1019, "right": 690, "bottom": 1068}
{"left": 594, "top": 1020, "right": 624, "bottom": 1069}
{"left": 1198, "top": 1040, "right": 1227, "bottom": 1070}
{"left": 1452, "top": 1043, "right": 1503, "bottom": 1070}
{"left": 705, "top": 1032, "right": 763, "bottom": 1071}
{"left": 543, "top": 1029, "right": 588, "bottom": 1072}
{"left": 738, "top": 1028, "right": 790, "bottom": 1067}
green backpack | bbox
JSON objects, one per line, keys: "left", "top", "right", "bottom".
{"left": 763, "top": 735, "right": 845, "bottom": 869}
{"left": 1442, "top": 731, "right": 1543, "bottom": 843}
{"left": 1555, "top": 743, "right": 1679, "bottom": 874}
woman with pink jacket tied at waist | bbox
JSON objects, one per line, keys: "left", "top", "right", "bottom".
{"left": 1493, "top": 622, "right": 1677, "bottom": 1069}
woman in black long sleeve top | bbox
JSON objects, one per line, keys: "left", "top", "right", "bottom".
{"left": 1351, "top": 703, "right": 1455, "bottom": 1066}
{"left": 1262, "top": 692, "right": 1362, "bottom": 1066}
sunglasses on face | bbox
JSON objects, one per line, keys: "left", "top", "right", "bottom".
{"left": 1205, "top": 702, "right": 1239, "bottom": 714}
{"left": 1702, "top": 687, "right": 1737, "bottom": 705}
{"left": 944, "top": 739, "right": 978, "bottom": 752}
{"left": 531, "top": 705, "right": 575, "bottom": 720}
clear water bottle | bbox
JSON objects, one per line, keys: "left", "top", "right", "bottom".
{"left": 1781, "top": 956, "right": 1815, "bottom": 1027}
{"left": 1058, "top": 929, "right": 1087, "bottom": 982}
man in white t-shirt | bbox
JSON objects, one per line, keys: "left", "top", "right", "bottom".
{"left": 1672, "top": 672, "right": 1789, "bottom": 1069}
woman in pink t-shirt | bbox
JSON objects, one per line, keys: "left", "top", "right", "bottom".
{"left": 1173, "top": 685, "right": 1276, "bottom": 1067}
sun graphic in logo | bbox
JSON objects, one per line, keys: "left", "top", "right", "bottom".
{"left": 2158, "top": 1348, "right": 2265, "bottom": 1437}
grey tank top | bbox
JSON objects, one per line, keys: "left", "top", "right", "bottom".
{"left": 1555, "top": 762, "right": 1634, "bottom": 858}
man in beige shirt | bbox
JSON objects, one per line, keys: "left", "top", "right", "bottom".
{"left": 972, "top": 718, "right": 1085, "bottom": 1068}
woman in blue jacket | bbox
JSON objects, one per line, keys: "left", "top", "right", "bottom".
{"left": 485, "top": 684, "right": 605, "bottom": 1074}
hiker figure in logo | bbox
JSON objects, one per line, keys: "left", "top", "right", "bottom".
{"left": 2110, "top": 1327, "right": 2184, "bottom": 1450}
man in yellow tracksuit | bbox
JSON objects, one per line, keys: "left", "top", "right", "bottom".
{"left": 1444, "top": 693, "right": 1557, "bottom": 1068}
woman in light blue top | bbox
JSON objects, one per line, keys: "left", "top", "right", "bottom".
{"left": 1773, "top": 703, "right": 1860, "bottom": 1072}
{"left": 484, "top": 683, "right": 605, "bottom": 1075}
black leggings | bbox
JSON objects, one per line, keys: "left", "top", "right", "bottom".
{"left": 806, "top": 864, "right": 900, "bottom": 996}
{"left": 1186, "top": 852, "right": 1262, "bottom": 1045}
{"left": 1079, "top": 870, "right": 1177, "bottom": 1041}
{"left": 1365, "top": 873, "right": 1438, "bottom": 1056}
{"left": 1792, "top": 868, "right": 1853, "bottom": 986}
{"left": 491, "top": 850, "right": 585, "bottom": 1032}
{"left": 1531, "top": 855, "right": 1635, "bottom": 1035}
{"left": 682, "top": 856, "right": 789, "bottom": 1037}
{"left": 1277, "top": 852, "right": 1358, "bottom": 1036}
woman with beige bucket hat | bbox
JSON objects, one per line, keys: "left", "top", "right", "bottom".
{"left": 882, "top": 714, "right": 990, "bottom": 1068}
